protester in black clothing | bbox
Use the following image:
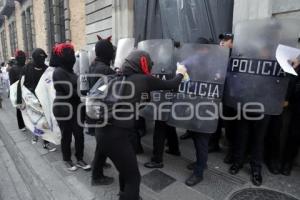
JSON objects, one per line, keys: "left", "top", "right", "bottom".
{"left": 89, "top": 38, "right": 115, "bottom": 186}
{"left": 19, "top": 48, "right": 56, "bottom": 151}
{"left": 8, "top": 50, "right": 26, "bottom": 131}
{"left": 144, "top": 121, "right": 181, "bottom": 168}
{"left": 52, "top": 43, "right": 91, "bottom": 172}
{"left": 96, "top": 50, "right": 186, "bottom": 200}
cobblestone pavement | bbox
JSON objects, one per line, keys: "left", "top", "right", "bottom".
{"left": 0, "top": 97, "right": 299, "bottom": 200}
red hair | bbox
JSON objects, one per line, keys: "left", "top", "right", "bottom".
{"left": 140, "top": 56, "right": 150, "bottom": 75}
{"left": 53, "top": 43, "right": 74, "bottom": 56}
{"left": 15, "top": 50, "right": 26, "bottom": 58}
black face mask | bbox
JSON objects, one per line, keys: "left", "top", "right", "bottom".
{"left": 32, "top": 48, "right": 47, "bottom": 67}
{"left": 16, "top": 56, "right": 26, "bottom": 66}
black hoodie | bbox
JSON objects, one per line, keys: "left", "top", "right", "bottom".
{"left": 89, "top": 40, "right": 116, "bottom": 88}
{"left": 23, "top": 48, "right": 48, "bottom": 94}
{"left": 9, "top": 51, "right": 26, "bottom": 85}
{"left": 52, "top": 44, "right": 81, "bottom": 107}
{"left": 111, "top": 50, "right": 183, "bottom": 129}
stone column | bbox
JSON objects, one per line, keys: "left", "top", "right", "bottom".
{"left": 111, "top": 0, "right": 134, "bottom": 45}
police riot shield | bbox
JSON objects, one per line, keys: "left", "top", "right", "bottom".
{"left": 88, "top": 47, "right": 96, "bottom": 66}
{"left": 73, "top": 51, "right": 80, "bottom": 76}
{"left": 167, "top": 44, "right": 229, "bottom": 133}
{"left": 114, "top": 38, "right": 135, "bottom": 70}
{"left": 138, "top": 39, "right": 175, "bottom": 121}
{"left": 224, "top": 18, "right": 300, "bottom": 115}
{"left": 79, "top": 50, "right": 90, "bottom": 92}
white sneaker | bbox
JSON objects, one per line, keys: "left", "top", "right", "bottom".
{"left": 31, "top": 138, "right": 38, "bottom": 144}
{"left": 43, "top": 143, "right": 57, "bottom": 152}
{"left": 65, "top": 161, "right": 78, "bottom": 171}
{"left": 76, "top": 160, "right": 91, "bottom": 171}
{"left": 21, "top": 128, "right": 26, "bottom": 132}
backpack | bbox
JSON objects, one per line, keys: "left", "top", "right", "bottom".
{"left": 86, "top": 74, "right": 126, "bottom": 124}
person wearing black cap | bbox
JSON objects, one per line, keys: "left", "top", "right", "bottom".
{"left": 209, "top": 33, "right": 236, "bottom": 164}
{"left": 9, "top": 51, "right": 26, "bottom": 131}
{"left": 18, "top": 48, "right": 56, "bottom": 152}
{"left": 52, "top": 43, "right": 91, "bottom": 172}
{"left": 219, "top": 33, "right": 234, "bottom": 49}
{"left": 89, "top": 37, "right": 115, "bottom": 186}
{"left": 96, "top": 50, "right": 186, "bottom": 200}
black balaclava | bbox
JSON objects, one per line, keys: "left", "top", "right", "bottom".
{"left": 32, "top": 48, "right": 47, "bottom": 67}
{"left": 49, "top": 45, "right": 62, "bottom": 67}
{"left": 15, "top": 50, "right": 26, "bottom": 66}
{"left": 95, "top": 39, "right": 114, "bottom": 65}
{"left": 121, "top": 50, "right": 153, "bottom": 76}
{"left": 53, "top": 43, "right": 76, "bottom": 71}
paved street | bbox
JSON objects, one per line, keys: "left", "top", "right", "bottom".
{"left": 0, "top": 96, "right": 300, "bottom": 200}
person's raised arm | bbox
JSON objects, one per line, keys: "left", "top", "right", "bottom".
{"left": 146, "top": 64, "right": 187, "bottom": 91}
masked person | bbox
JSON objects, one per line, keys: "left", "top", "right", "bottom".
{"left": 89, "top": 38, "right": 115, "bottom": 186}
{"left": 52, "top": 43, "right": 91, "bottom": 172}
{"left": 9, "top": 51, "right": 26, "bottom": 131}
{"left": 95, "top": 50, "right": 186, "bottom": 200}
{"left": 20, "top": 48, "right": 56, "bottom": 152}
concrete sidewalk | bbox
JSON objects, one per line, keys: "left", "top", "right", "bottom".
{"left": 0, "top": 97, "right": 299, "bottom": 200}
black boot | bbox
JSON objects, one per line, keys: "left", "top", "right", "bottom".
{"left": 180, "top": 132, "right": 192, "bottom": 140}
{"left": 185, "top": 174, "right": 203, "bottom": 186}
{"left": 91, "top": 176, "right": 114, "bottom": 186}
{"left": 281, "top": 163, "right": 292, "bottom": 176}
{"left": 250, "top": 166, "right": 263, "bottom": 186}
{"left": 144, "top": 161, "right": 164, "bottom": 169}
{"left": 229, "top": 163, "right": 243, "bottom": 175}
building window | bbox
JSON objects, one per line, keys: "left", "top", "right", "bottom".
{"left": 46, "top": 0, "right": 66, "bottom": 52}
{"left": 9, "top": 21, "right": 18, "bottom": 56}
{"left": 1, "top": 31, "right": 8, "bottom": 60}
{"left": 22, "top": 6, "right": 35, "bottom": 57}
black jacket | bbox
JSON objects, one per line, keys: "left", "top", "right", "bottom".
{"left": 9, "top": 64, "right": 24, "bottom": 85}
{"left": 88, "top": 58, "right": 116, "bottom": 88}
{"left": 111, "top": 50, "right": 183, "bottom": 129}
{"left": 22, "top": 62, "right": 48, "bottom": 94}
{"left": 53, "top": 67, "right": 81, "bottom": 106}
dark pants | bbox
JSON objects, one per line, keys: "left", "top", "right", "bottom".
{"left": 98, "top": 125, "right": 141, "bottom": 200}
{"left": 208, "top": 120, "right": 222, "bottom": 147}
{"left": 191, "top": 131, "right": 210, "bottom": 177}
{"left": 151, "top": 120, "right": 179, "bottom": 163}
{"left": 92, "top": 130, "right": 108, "bottom": 179}
{"left": 265, "top": 114, "right": 285, "bottom": 165}
{"left": 282, "top": 111, "right": 300, "bottom": 165}
{"left": 56, "top": 118, "right": 84, "bottom": 161}
{"left": 209, "top": 106, "right": 237, "bottom": 149}
{"left": 233, "top": 115, "right": 270, "bottom": 167}
{"left": 16, "top": 108, "right": 25, "bottom": 129}
{"left": 92, "top": 124, "right": 142, "bottom": 179}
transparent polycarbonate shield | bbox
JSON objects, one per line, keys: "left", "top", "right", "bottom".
{"left": 224, "top": 18, "right": 300, "bottom": 115}
{"left": 138, "top": 39, "right": 176, "bottom": 121}
{"left": 79, "top": 50, "right": 90, "bottom": 92}
{"left": 88, "top": 47, "right": 96, "bottom": 66}
{"left": 167, "top": 44, "right": 229, "bottom": 133}
{"left": 114, "top": 38, "right": 135, "bottom": 70}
